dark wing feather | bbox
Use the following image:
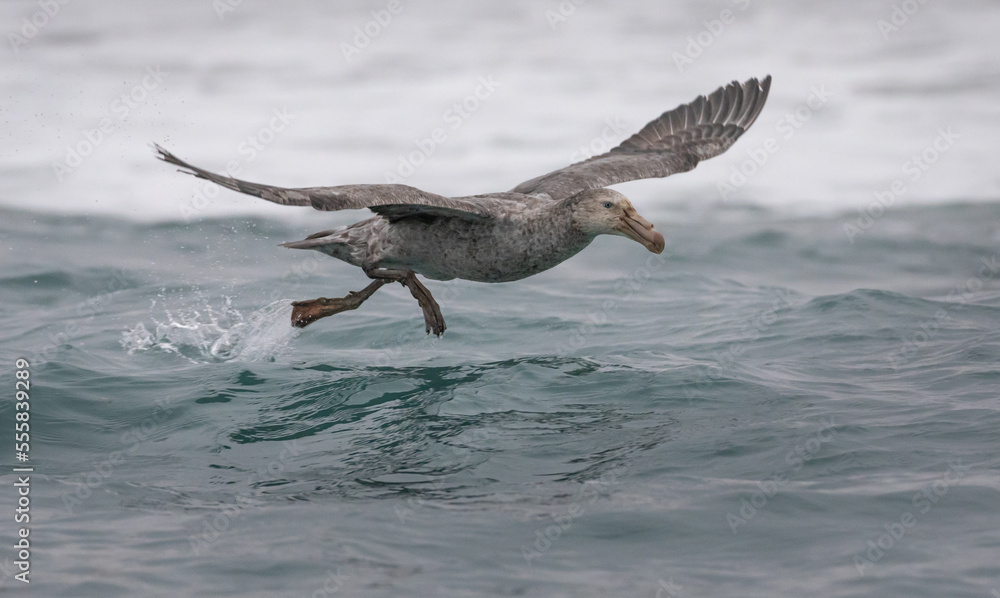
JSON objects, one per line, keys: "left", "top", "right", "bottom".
{"left": 512, "top": 76, "right": 772, "bottom": 200}
{"left": 153, "top": 144, "right": 497, "bottom": 218}
{"left": 368, "top": 204, "right": 493, "bottom": 223}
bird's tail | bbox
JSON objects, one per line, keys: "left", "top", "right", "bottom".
{"left": 279, "top": 230, "right": 358, "bottom": 263}
{"left": 279, "top": 228, "right": 340, "bottom": 250}
{"left": 279, "top": 237, "right": 335, "bottom": 250}
{"left": 280, "top": 219, "right": 377, "bottom": 264}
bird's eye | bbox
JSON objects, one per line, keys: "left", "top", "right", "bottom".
{"left": 602, "top": 202, "right": 613, "bottom": 209}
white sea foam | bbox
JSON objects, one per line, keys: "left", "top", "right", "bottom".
{"left": 121, "top": 296, "right": 298, "bottom": 362}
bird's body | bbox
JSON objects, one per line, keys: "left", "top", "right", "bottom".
{"left": 156, "top": 76, "right": 772, "bottom": 334}
{"left": 286, "top": 195, "right": 591, "bottom": 282}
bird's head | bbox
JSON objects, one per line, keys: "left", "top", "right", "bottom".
{"left": 568, "top": 189, "right": 665, "bottom": 254}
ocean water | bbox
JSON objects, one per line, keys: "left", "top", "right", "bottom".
{"left": 3, "top": 204, "right": 1000, "bottom": 596}
{"left": 2, "top": 0, "right": 1000, "bottom": 596}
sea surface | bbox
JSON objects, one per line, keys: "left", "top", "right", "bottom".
{"left": 1, "top": 0, "right": 999, "bottom": 596}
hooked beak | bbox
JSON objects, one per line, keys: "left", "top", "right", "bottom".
{"left": 616, "top": 206, "right": 665, "bottom": 254}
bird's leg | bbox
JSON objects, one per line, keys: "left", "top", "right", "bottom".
{"left": 290, "top": 279, "right": 389, "bottom": 328}
{"left": 364, "top": 267, "right": 446, "bottom": 337}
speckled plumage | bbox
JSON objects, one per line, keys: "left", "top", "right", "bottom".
{"left": 155, "top": 76, "right": 772, "bottom": 334}
{"left": 284, "top": 195, "right": 591, "bottom": 282}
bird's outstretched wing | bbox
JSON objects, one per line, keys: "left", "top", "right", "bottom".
{"left": 153, "top": 144, "right": 498, "bottom": 220}
{"left": 511, "top": 76, "right": 772, "bottom": 200}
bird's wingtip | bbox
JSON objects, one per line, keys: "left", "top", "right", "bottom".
{"left": 151, "top": 142, "right": 181, "bottom": 165}
{"left": 151, "top": 143, "right": 201, "bottom": 177}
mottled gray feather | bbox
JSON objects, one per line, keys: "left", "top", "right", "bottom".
{"left": 153, "top": 144, "right": 502, "bottom": 218}
{"left": 511, "top": 76, "right": 772, "bottom": 200}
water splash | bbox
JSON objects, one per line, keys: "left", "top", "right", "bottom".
{"left": 121, "top": 296, "right": 299, "bottom": 362}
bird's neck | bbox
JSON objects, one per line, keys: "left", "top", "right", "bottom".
{"left": 544, "top": 196, "right": 596, "bottom": 247}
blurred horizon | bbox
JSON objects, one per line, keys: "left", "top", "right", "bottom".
{"left": 2, "top": 0, "right": 998, "bottom": 224}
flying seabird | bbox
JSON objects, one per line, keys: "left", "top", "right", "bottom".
{"left": 156, "top": 76, "right": 772, "bottom": 336}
